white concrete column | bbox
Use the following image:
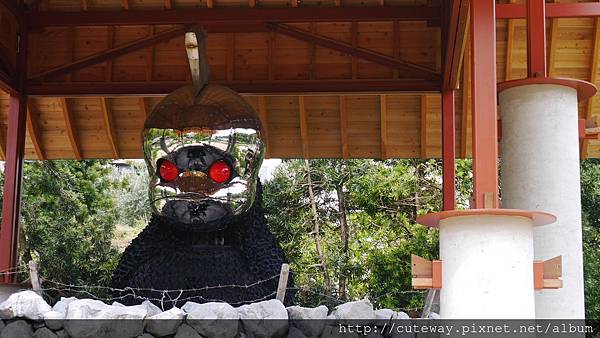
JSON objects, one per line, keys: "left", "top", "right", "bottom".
{"left": 439, "top": 214, "right": 535, "bottom": 319}
{"left": 499, "top": 83, "right": 584, "bottom": 318}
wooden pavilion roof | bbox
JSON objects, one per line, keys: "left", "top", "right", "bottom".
{"left": 1, "top": 0, "right": 600, "bottom": 160}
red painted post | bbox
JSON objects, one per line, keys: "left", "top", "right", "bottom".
{"left": 0, "top": 15, "right": 28, "bottom": 283}
{"left": 527, "top": 0, "right": 547, "bottom": 78}
{"left": 470, "top": 0, "right": 499, "bottom": 209}
{"left": 442, "top": 89, "right": 456, "bottom": 211}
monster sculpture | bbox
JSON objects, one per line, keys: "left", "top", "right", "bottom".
{"left": 111, "top": 29, "right": 293, "bottom": 308}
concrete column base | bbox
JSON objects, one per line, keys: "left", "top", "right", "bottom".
{"left": 417, "top": 209, "right": 555, "bottom": 319}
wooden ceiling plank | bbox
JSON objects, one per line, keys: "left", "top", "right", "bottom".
{"left": 582, "top": 17, "right": 600, "bottom": 159}
{"left": 505, "top": 11, "right": 515, "bottom": 80}
{"left": 59, "top": 98, "right": 82, "bottom": 160}
{"left": 420, "top": 94, "right": 427, "bottom": 159}
{"left": 26, "top": 103, "right": 45, "bottom": 161}
{"left": 164, "top": 0, "right": 172, "bottom": 9}
{"left": 227, "top": 33, "right": 235, "bottom": 81}
{"left": 309, "top": 23, "right": 316, "bottom": 80}
{"left": 67, "top": 28, "right": 75, "bottom": 82}
{"left": 267, "top": 23, "right": 440, "bottom": 79}
{"left": 393, "top": 21, "right": 400, "bottom": 79}
{"left": 81, "top": 0, "right": 88, "bottom": 11}
{"left": 299, "top": 96, "right": 309, "bottom": 158}
{"left": 106, "top": 26, "right": 115, "bottom": 82}
{"left": 122, "top": 0, "right": 129, "bottom": 10}
{"left": 351, "top": 22, "right": 358, "bottom": 80}
{"left": 267, "top": 31, "right": 275, "bottom": 81}
{"left": 146, "top": 26, "right": 155, "bottom": 82}
{"left": 29, "top": 7, "right": 441, "bottom": 27}
{"left": 547, "top": 18, "right": 558, "bottom": 77}
{"left": 258, "top": 96, "right": 270, "bottom": 158}
{"left": 248, "top": 0, "right": 256, "bottom": 8}
{"left": 339, "top": 96, "right": 348, "bottom": 159}
{"left": 207, "top": 0, "right": 214, "bottom": 8}
{"left": 101, "top": 98, "right": 120, "bottom": 159}
{"left": 380, "top": 95, "right": 387, "bottom": 159}
{"left": 29, "top": 25, "right": 189, "bottom": 83}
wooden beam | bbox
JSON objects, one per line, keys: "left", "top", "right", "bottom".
{"left": 299, "top": 96, "right": 309, "bottom": 158}
{"left": 28, "top": 79, "right": 441, "bottom": 96}
{"left": 269, "top": 23, "right": 440, "bottom": 80}
{"left": 0, "top": 0, "right": 19, "bottom": 16}
{"left": 392, "top": 21, "right": 400, "bottom": 79}
{"left": 29, "top": 25, "right": 189, "bottom": 83}
{"left": 582, "top": 17, "right": 600, "bottom": 159}
{"left": 420, "top": 94, "right": 428, "bottom": 159}
{"left": 59, "top": 98, "right": 81, "bottom": 160}
{"left": 257, "top": 96, "right": 270, "bottom": 158}
{"left": 26, "top": 103, "right": 45, "bottom": 160}
{"left": 206, "top": 0, "right": 214, "bottom": 8}
{"left": 101, "top": 98, "right": 120, "bottom": 159}
{"left": 146, "top": 26, "right": 155, "bottom": 82}
{"left": 164, "top": 0, "right": 172, "bottom": 9}
{"left": 139, "top": 97, "right": 149, "bottom": 117}
{"left": 339, "top": 96, "right": 348, "bottom": 158}
{"left": 267, "top": 31, "right": 275, "bottom": 81}
{"left": 461, "top": 38, "right": 471, "bottom": 158}
{"left": 67, "top": 28, "right": 76, "bottom": 82}
{"left": 29, "top": 6, "right": 441, "bottom": 27}
{"left": 443, "top": 0, "right": 470, "bottom": 90}
{"left": 497, "top": 3, "right": 600, "bottom": 19}
{"left": 248, "top": 0, "right": 256, "bottom": 8}
{"left": 121, "top": 0, "right": 129, "bottom": 10}
{"left": 380, "top": 95, "right": 387, "bottom": 159}
{"left": 308, "top": 23, "right": 316, "bottom": 80}
{"left": 81, "top": 0, "right": 88, "bottom": 11}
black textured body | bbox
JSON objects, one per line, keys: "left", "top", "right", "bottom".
{"left": 111, "top": 187, "right": 294, "bottom": 309}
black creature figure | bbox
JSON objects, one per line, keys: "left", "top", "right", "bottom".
{"left": 111, "top": 29, "right": 293, "bottom": 308}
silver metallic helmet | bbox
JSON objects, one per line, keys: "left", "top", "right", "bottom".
{"left": 142, "top": 29, "right": 265, "bottom": 229}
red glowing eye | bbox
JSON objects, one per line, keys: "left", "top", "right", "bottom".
{"left": 158, "top": 160, "right": 179, "bottom": 182}
{"left": 209, "top": 160, "right": 232, "bottom": 184}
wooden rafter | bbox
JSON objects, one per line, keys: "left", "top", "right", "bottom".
{"left": 26, "top": 103, "right": 45, "bottom": 160}
{"left": 339, "top": 96, "right": 348, "bottom": 158}
{"left": 29, "top": 25, "right": 189, "bottom": 83}
{"left": 59, "top": 98, "right": 82, "bottom": 160}
{"left": 299, "top": 96, "right": 309, "bottom": 158}
{"left": 380, "top": 95, "right": 387, "bottom": 159}
{"left": 267, "top": 31, "right": 275, "bottom": 81}
{"left": 106, "top": 26, "right": 115, "bottom": 82}
{"left": 29, "top": 6, "right": 441, "bottom": 27}
{"left": 67, "top": 28, "right": 75, "bottom": 82}
{"left": 308, "top": 23, "right": 317, "bottom": 80}
{"left": 248, "top": 0, "right": 256, "bottom": 8}
{"left": 393, "top": 21, "right": 400, "bottom": 79}
{"left": 420, "top": 94, "right": 428, "bottom": 159}
{"left": 164, "top": 0, "right": 172, "bottom": 9}
{"left": 257, "top": 96, "right": 270, "bottom": 158}
{"left": 121, "top": 0, "right": 129, "bottom": 10}
{"left": 267, "top": 23, "right": 440, "bottom": 79}
{"left": 101, "top": 98, "right": 120, "bottom": 159}
{"left": 146, "top": 26, "right": 155, "bottom": 82}
{"left": 206, "top": 0, "right": 214, "bottom": 8}
{"left": 139, "top": 98, "right": 149, "bottom": 117}
{"left": 582, "top": 17, "right": 600, "bottom": 159}
{"left": 443, "top": 0, "right": 470, "bottom": 89}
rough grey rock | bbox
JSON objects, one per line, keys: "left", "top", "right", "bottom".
{"left": 33, "top": 321, "right": 46, "bottom": 329}
{"left": 54, "top": 329, "right": 69, "bottom": 338}
{"left": 111, "top": 302, "right": 125, "bottom": 307}
{"left": 174, "top": 323, "right": 202, "bottom": 338}
{"left": 145, "top": 306, "right": 185, "bottom": 337}
{"left": 137, "top": 334, "right": 155, "bottom": 338}
{"left": 329, "top": 300, "right": 376, "bottom": 321}
{"left": 33, "top": 327, "right": 58, "bottom": 338}
{"left": 237, "top": 299, "right": 288, "bottom": 338}
{"left": 0, "top": 291, "right": 52, "bottom": 320}
{"left": 183, "top": 301, "right": 238, "bottom": 338}
{"left": 52, "top": 297, "right": 77, "bottom": 315}
{"left": 43, "top": 310, "right": 65, "bottom": 330}
{"left": 396, "top": 311, "right": 410, "bottom": 319}
{"left": 373, "top": 309, "right": 396, "bottom": 321}
{"left": 287, "top": 305, "right": 328, "bottom": 338}
{"left": 0, "top": 319, "right": 4, "bottom": 333}
{"left": 0, "top": 320, "right": 33, "bottom": 338}
{"left": 64, "top": 299, "right": 146, "bottom": 338}
{"left": 287, "top": 326, "right": 308, "bottom": 338}
{"left": 320, "top": 324, "right": 360, "bottom": 338}
{"left": 141, "top": 300, "right": 162, "bottom": 317}
{"left": 427, "top": 312, "right": 440, "bottom": 319}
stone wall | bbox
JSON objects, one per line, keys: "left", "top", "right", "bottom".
{"left": 0, "top": 290, "right": 436, "bottom": 338}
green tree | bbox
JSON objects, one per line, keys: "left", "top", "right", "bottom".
{"left": 16, "top": 161, "right": 120, "bottom": 294}
{"left": 580, "top": 159, "right": 600, "bottom": 319}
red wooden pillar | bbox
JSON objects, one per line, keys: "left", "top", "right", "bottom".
{"left": 0, "top": 18, "right": 28, "bottom": 283}
{"left": 470, "top": 0, "right": 499, "bottom": 209}
{"left": 442, "top": 89, "right": 456, "bottom": 211}
{"left": 527, "top": 0, "right": 547, "bottom": 78}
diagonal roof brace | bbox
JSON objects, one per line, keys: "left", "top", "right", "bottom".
{"left": 267, "top": 23, "right": 441, "bottom": 81}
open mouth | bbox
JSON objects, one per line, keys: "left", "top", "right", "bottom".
{"left": 161, "top": 199, "right": 234, "bottom": 226}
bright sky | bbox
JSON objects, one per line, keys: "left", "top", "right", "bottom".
{"left": 259, "top": 159, "right": 282, "bottom": 182}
